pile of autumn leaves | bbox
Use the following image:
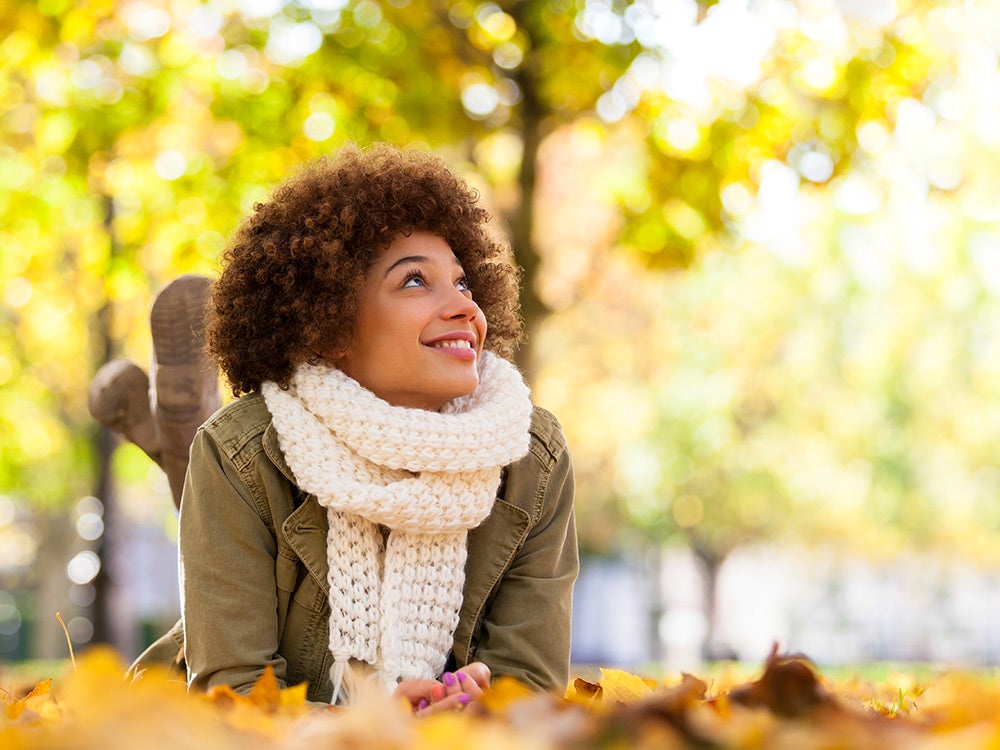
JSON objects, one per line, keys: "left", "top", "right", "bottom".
{"left": 3, "top": 646, "right": 1000, "bottom": 749}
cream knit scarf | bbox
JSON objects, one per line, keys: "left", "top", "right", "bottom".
{"left": 261, "top": 352, "right": 532, "bottom": 704}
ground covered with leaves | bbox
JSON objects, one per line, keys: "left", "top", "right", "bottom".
{"left": 3, "top": 647, "right": 999, "bottom": 749}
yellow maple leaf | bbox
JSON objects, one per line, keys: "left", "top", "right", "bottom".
{"left": 248, "top": 665, "right": 281, "bottom": 711}
{"left": 3, "top": 678, "right": 54, "bottom": 722}
{"left": 1, "top": 677, "right": 63, "bottom": 740}
{"left": 414, "top": 710, "right": 548, "bottom": 750}
{"left": 47, "top": 647, "right": 267, "bottom": 750}
{"left": 279, "top": 681, "right": 309, "bottom": 714}
{"left": 479, "top": 675, "right": 535, "bottom": 713}
{"left": 564, "top": 676, "right": 601, "bottom": 704}
{"left": 202, "top": 670, "right": 314, "bottom": 740}
{"left": 598, "top": 667, "right": 655, "bottom": 704}
{"left": 204, "top": 683, "right": 244, "bottom": 709}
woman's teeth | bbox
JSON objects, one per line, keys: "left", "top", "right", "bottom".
{"left": 432, "top": 340, "right": 472, "bottom": 349}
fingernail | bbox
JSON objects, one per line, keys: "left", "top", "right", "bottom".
{"left": 458, "top": 693, "right": 472, "bottom": 705}
{"left": 442, "top": 672, "right": 456, "bottom": 687}
{"left": 417, "top": 698, "right": 429, "bottom": 710}
{"left": 431, "top": 685, "right": 445, "bottom": 701}
{"left": 456, "top": 672, "right": 466, "bottom": 683}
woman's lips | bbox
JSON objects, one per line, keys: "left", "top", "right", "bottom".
{"left": 424, "top": 335, "right": 477, "bottom": 360}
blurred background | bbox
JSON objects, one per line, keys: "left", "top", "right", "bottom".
{"left": 3, "top": 0, "right": 1000, "bottom": 673}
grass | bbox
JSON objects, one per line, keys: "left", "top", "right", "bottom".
{"left": 0, "top": 659, "right": 70, "bottom": 696}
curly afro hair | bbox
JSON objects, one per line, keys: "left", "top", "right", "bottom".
{"left": 206, "top": 142, "right": 523, "bottom": 395}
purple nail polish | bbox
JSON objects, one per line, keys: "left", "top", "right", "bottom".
{"left": 418, "top": 698, "right": 429, "bottom": 710}
{"left": 456, "top": 671, "right": 466, "bottom": 683}
{"left": 442, "top": 672, "right": 456, "bottom": 687}
{"left": 458, "top": 693, "right": 471, "bottom": 705}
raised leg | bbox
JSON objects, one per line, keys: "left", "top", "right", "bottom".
{"left": 149, "top": 275, "right": 221, "bottom": 508}
{"left": 88, "top": 274, "right": 221, "bottom": 509}
{"left": 88, "top": 359, "right": 162, "bottom": 465}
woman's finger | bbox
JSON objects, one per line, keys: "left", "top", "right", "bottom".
{"left": 454, "top": 670, "right": 483, "bottom": 698}
{"left": 456, "top": 662, "right": 491, "bottom": 691}
{"left": 415, "top": 691, "right": 472, "bottom": 716}
{"left": 440, "top": 671, "right": 463, "bottom": 696}
{"left": 392, "top": 678, "right": 442, "bottom": 710}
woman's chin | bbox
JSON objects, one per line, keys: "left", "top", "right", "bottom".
{"left": 437, "top": 378, "right": 481, "bottom": 408}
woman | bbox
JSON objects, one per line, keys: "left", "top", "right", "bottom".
{"left": 137, "top": 143, "right": 578, "bottom": 713}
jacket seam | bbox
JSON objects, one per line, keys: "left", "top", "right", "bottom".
{"left": 531, "top": 457, "right": 552, "bottom": 525}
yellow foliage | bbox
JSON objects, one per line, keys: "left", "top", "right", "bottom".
{"left": 597, "top": 667, "right": 656, "bottom": 703}
{"left": 479, "top": 675, "right": 536, "bottom": 711}
{"left": 4, "top": 647, "right": 1000, "bottom": 749}
{"left": 2, "top": 678, "right": 54, "bottom": 722}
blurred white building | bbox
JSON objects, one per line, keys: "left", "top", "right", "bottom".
{"left": 571, "top": 544, "right": 1000, "bottom": 671}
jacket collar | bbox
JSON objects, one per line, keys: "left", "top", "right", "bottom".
{"left": 263, "top": 421, "right": 296, "bottom": 484}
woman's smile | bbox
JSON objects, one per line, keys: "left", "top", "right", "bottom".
{"left": 423, "top": 331, "right": 478, "bottom": 359}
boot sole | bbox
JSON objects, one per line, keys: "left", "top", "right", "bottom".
{"left": 150, "top": 274, "right": 222, "bottom": 505}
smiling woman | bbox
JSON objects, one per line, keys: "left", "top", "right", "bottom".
{"left": 133, "top": 143, "right": 579, "bottom": 715}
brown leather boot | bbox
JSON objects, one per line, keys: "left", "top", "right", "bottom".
{"left": 88, "top": 358, "right": 162, "bottom": 465}
{"left": 149, "top": 274, "right": 221, "bottom": 508}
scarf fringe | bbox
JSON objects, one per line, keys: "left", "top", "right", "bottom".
{"left": 329, "top": 658, "right": 353, "bottom": 706}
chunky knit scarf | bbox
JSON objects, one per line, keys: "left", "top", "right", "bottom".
{"left": 260, "top": 352, "right": 532, "bottom": 704}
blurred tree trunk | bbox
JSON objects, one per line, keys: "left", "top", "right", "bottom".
{"left": 89, "top": 195, "right": 124, "bottom": 651}
{"left": 691, "top": 539, "right": 725, "bottom": 661}
{"left": 89, "top": 422, "right": 120, "bottom": 647}
{"left": 32, "top": 513, "right": 76, "bottom": 658}
{"left": 505, "top": 4, "right": 545, "bottom": 384}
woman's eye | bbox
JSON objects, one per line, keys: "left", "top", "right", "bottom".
{"left": 456, "top": 276, "right": 471, "bottom": 292}
{"left": 402, "top": 272, "right": 425, "bottom": 288}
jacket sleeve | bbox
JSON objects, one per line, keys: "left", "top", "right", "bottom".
{"left": 470, "top": 416, "right": 579, "bottom": 693}
{"left": 179, "top": 425, "right": 287, "bottom": 695}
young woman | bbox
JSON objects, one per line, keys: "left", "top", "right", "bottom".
{"left": 135, "top": 143, "right": 578, "bottom": 713}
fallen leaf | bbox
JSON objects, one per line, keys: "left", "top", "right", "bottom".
{"left": 598, "top": 667, "right": 656, "bottom": 704}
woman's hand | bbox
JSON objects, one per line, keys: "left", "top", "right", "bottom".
{"left": 393, "top": 662, "right": 492, "bottom": 715}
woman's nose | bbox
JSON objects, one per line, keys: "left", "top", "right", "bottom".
{"left": 441, "top": 288, "right": 481, "bottom": 321}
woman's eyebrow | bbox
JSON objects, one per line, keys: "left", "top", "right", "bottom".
{"left": 383, "top": 255, "right": 464, "bottom": 277}
{"left": 383, "top": 255, "right": 428, "bottom": 277}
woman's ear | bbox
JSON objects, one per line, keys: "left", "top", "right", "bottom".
{"left": 309, "top": 337, "right": 350, "bottom": 364}
{"left": 330, "top": 349, "right": 351, "bottom": 369}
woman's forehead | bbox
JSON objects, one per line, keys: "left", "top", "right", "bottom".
{"left": 374, "top": 232, "right": 463, "bottom": 270}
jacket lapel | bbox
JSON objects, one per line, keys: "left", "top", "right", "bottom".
{"left": 266, "top": 422, "right": 334, "bottom": 596}
{"left": 281, "top": 492, "right": 331, "bottom": 598}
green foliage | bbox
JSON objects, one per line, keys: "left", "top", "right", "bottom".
{"left": 3, "top": 0, "right": 999, "bottom": 577}
{"left": 0, "top": 0, "right": 645, "bottom": 508}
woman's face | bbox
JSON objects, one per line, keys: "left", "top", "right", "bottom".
{"left": 334, "top": 231, "right": 488, "bottom": 411}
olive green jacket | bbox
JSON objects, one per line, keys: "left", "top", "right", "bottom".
{"left": 133, "top": 394, "right": 578, "bottom": 703}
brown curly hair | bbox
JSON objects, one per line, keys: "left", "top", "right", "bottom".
{"left": 206, "top": 142, "right": 523, "bottom": 395}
